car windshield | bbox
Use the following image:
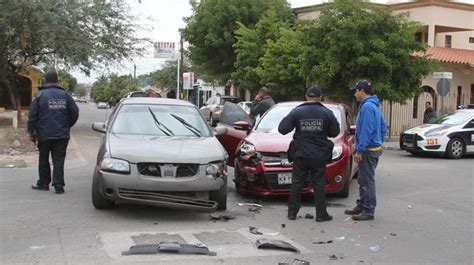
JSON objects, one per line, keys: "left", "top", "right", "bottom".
{"left": 111, "top": 104, "right": 212, "bottom": 137}
{"left": 254, "top": 105, "right": 343, "bottom": 133}
{"left": 429, "top": 112, "right": 472, "bottom": 125}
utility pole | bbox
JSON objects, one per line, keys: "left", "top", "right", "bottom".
{"left": 133, "top": 64, "right": 136, "bottom": 81}
{"left": 179, "top": 33, "right": 184, "bottom": 99}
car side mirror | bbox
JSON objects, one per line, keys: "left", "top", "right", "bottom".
{"left": 234, "top": 121, "right": 250, "bottom": 131}
{"left": 92, "top": 122, "right": 106, "bottom": 133}
{"left": 214, "top": 126, "right": 227, "bottom": 136}
{"left": 349, "top": 125, "right": 356, "bottom": 135}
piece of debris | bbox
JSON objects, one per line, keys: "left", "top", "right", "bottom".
{"left": 346, "top": 220, "right": 358, "bottom": 225}
{"left": 344, "top": 217, "right": 351, "bottom": 221}
{"left": 320, "top": 230, "right": 325, "bottom": 234}
{"left": 237, "top": 202, "right": 263, "bottom": 213}
{"left": 5, "top": 164, "right": 15, "bottom": 168}
{"left": 329, "top": 254, "right": 338, "bottom": 260}
{"left": 390, "top": 233, "right": 397, "bottom": 236}
{"left": 313, "top": 240, "right": 333, "bottom": 244}
{"left": 326, "top": 202, "right": 349, "bottom": 208}
{"left": 249, "top": 226, "right": 263, "bottom": 235}
{"left": 407, "top": 205, "right": 412, "bottom": 209}
{"left": 278, "top": 257, "right": 310, "bottom": 265}
{"left": 304, "top": 213, "right": 314, "bottom": 219}
{"left": 209, "top": 212, "right": 236, "bottom": 221}
{"left": 29, "top": 246, "right": 46, "bottom": 250}
{"left": 335, "top": 236, "right": 345, "bottom": 241}
{"left": 350, "top": 239, "right": 355, "bottom": 242}
{"left": 369, "top": 245, "right": 380, "bottom": 252}
{"left": 122, "top": 242, "right": 216, "bottom": 256}
{"left": 256, "top": 238, "right": 300, "bottom": 253}
{"left": 12, "top": 140, "right": 21, "bottom": 147}
{"left": 281, "top": 224, "right": 286, "bottom": 228}
{"left": 383, "top": 236, "right": 387, "bottom": 240}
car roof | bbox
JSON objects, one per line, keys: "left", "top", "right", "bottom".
{"left": 120, "top": 97, "right": 195, "bottom": 107}
{"left": 456, "top": 109, "right": 474, "bottom": 113}
{"left": 220, "top": 96, "right": 239, "bottom": 99}
{"left": 275, "top": 101, "right": 346, "bottom": 110}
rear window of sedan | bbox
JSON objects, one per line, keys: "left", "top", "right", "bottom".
{"left": 220, "top": 97, "right": 240, "bottom": 105}
{"left": 111, "top": 104, "right": 212, "bottom": 137}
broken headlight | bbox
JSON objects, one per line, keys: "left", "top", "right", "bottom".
{"left": 240, "top": 141, "right": 257, "bottom": 160}
{"left": 206, "top": 161, "right": 226, "bottom": 178}
{"left": 332, "top": 146, "right": 343, "bottom": 161}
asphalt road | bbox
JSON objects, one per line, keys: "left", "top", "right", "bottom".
{"left": 0, "top": 102, "right": 472, "bottom": 264}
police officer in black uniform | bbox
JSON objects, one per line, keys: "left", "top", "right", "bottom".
{"left": 28, "top": 72, "right": 79, "bottom": 194}
{"left": 278, "top": 86, "right": 340, "bottom": 222}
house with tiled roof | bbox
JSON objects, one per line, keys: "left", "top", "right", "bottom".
{"left": 295, "top": 0, "right": 474, "bottom": 136}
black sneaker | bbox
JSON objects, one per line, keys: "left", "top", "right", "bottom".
{"left": 352, "top": 213, "right": 374, "bottom": 221}
{"left": 31, "top": 185, "right": 49, "bottom": 191}
{"left": 315, "top": 215, "right": 333, "bottom": 222}
{"left": 344, "top": 207, "right": 362, "bottom": 215}
{"left": 54, "top": 187, "right": 65, "bottom": 194}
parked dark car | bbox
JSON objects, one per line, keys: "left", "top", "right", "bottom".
{"left": 200, "top": 95, "right": 241, "bottom": 126}
{"left": 215, "top": 102, "right": 358, "bottom": 197}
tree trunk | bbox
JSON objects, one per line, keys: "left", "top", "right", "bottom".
{"left": 5, "top": 80, "right": 17, "bottom": 110}
{"left": 4, "top": 79, "right": 22, "bottom": 123}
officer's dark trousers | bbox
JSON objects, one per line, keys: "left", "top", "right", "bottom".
{"left": 288, "top": 156, "right": 328, "bottom": 218}
{"left": 37, "top": 139, "right": 69, "bottom": 188}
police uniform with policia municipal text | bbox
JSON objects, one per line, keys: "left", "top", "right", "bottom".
{"left": 278, "top": 86, "right": 340, "bottom": 222}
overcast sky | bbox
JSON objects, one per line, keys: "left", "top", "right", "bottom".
{"left": 71, "top": 0, "right": 470, "bottom": 84}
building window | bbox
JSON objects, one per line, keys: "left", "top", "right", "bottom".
{"left": 424, "top": 32, "right": 428, "bottom": 43}
{"left": 469, "top": 37, "right": 474, "bottom": 44}
{"left": 445, "top": 35, "right": 452, "bottom": 48}
{"left": 471, "top": 84, "right": 474, "bottom": 104}
{"left": 413, "top": 96, "right": 418, "bottom": 119}
{"left": 415, "top": 32, "right": 422, "bottom": 43}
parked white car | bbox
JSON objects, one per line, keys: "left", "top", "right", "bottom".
{"left": 237, "top": 101, "right": 252, "bottom": 114}
{"left": 400, "top": 110, "right": 474, "bottom": 159}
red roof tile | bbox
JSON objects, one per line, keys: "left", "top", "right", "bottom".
{"left": 415, "top": 47, "right": 474, "bottom": 66}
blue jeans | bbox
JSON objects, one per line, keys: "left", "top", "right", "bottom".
{"left": 356, "top": 150, "right": 382, "bottom": 215}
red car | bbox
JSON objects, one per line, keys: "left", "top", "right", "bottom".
{"left": 216, "top": 102, "right": 358, "bottom": 197}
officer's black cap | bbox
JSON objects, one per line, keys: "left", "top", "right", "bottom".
{"left": 306, "top": 85, "right": 322, "bottom": 97}
{"left": 45, "top": 72, "right": 58, "bottom": 84}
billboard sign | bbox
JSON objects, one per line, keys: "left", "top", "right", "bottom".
{"left": 154, "top": 42, "right": 176, "bottom": 58}
{"left": 183, "top": 72, "right": 194, "bottom": 90}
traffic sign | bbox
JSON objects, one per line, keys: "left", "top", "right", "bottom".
{"left": 433, "top": 72, "right": 452, "bottom": 79}
{"left": 436, "top": 78, "right": 450, "bottom": 97}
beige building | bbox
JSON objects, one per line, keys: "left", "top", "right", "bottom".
{"left": 295, "top": 0, "right": 474, "bottom": 136}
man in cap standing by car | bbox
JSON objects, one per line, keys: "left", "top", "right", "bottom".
{"left": 278, "top": 86, "right": 340, "bottom": 222}
{"left": 345, "top": 80, "right": 387, "bottom": 221}
{"left": 28, "top": 71, "right": 79, "bottom": 194}
{"left": 250, "top": 87, "right": 275, "bottom": 119}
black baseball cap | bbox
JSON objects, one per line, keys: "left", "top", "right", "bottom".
{"left": 45, "top": 71, "right": 58, "bottom": 84}
{"left": 350, "top": 80, "right": 372, "bottom": 93}
{"left": 306, "top": 85, "right": 322, "bottom": 97}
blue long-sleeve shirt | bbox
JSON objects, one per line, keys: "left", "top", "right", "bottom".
{"left": 355, "top": 95, "right": 387, "bottom": 153}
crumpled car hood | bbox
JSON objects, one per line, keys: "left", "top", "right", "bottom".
{"left": 108, "top": 133, "right": 227, "bottom": 164}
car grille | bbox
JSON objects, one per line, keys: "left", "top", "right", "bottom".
{"left": 260, "top": 152, "right": 291, "bottom": 167}
{"left": 137, "top": 163, "right": 199, "bottom": 178}
{"left": 118, "top": 188, "right": 217, "bottom": 210}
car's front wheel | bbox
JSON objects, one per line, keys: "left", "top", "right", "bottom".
{"left": 92, "top": 169, "right": 115, "bottom": 209}
{"left": 337, "top": 161, "right": 352, "bottom": 198}
{"left": 446, "top": 137, "right": 465, "bottom": 159}
{"left": 210, "top": 175, "right": 227, "bottom": 210}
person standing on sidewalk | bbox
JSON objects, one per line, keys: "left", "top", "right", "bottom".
{"left": 279, "top": 86, "right": 340, "bottom": 222}
{"left": 28, "top": 71, "right": 79, "bottom": 194}
{"left": 345, "top": 80, "right": 387, "bottom": 221}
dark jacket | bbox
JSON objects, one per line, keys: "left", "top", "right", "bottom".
{"left": 423, "top": 107, "right": 436, "bottom": 123}
{"left": 250, "top": 96, "right": 275, "bottom": 118}
{"left": 355, "top": 95, "right": 387, "bottom": 153}
{"left": 278, "top": 102, "right": 340, "bottom": 160}
{"left": 27, "top": 85, "right": 79, "bottom": 142}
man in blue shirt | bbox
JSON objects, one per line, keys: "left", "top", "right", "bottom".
{"left": 345, "top": 80, "right": 387, "bottom": 221}
{"left": 28, "top": 72, "right": 79, "bottom": 194}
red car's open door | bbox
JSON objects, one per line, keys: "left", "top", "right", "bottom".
{"left": 215, "top": 102, "right": 254, "bottom": 166}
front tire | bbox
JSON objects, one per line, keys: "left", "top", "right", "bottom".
{"left": 337, "top": 161, "right": 352, "bottom": 198}
{"left": 446, "top": 138, "right": 465, "bottom": 159}
{"left": 92, "top": 169, "right": 115, "bottom": 209}
{"left": 210, "top": 175, "right": 227, "bottom": 210}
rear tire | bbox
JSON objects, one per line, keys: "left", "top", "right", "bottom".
{"left": 92, "top": 169, "right": 115, "bottom": 209}
{"left": 446, "top": 138, "right": 465, "bottom": 159}
{"left": 210, "top": 175, "right": 227, "bottom": 210}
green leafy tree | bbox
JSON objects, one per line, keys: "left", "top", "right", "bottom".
{"left": 57, "top": 70, "right": 78, "bottom": 93}
{"left": 74, "top": 84, "right": 87, "bottom": 98}
{"left": 233, "top": 10, "right": 294, "bottom": 92}
{"left": 90, "top": 74, "right": 137, "bottom": 105}
{"left": 0, "top": 0, "right": 146, "bottom": 120}
{"left": 256, "top": 25, "right": 306, "bottom": 100}
{"left": 301, "top": 0, "right": 436, "bottom": 102}
{"left": 181, "top": 0, "right": 293, "bottom": 84}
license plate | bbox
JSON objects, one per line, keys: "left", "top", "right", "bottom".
{"left": 278, "top": 173, "right": 292, "bottom": 185}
